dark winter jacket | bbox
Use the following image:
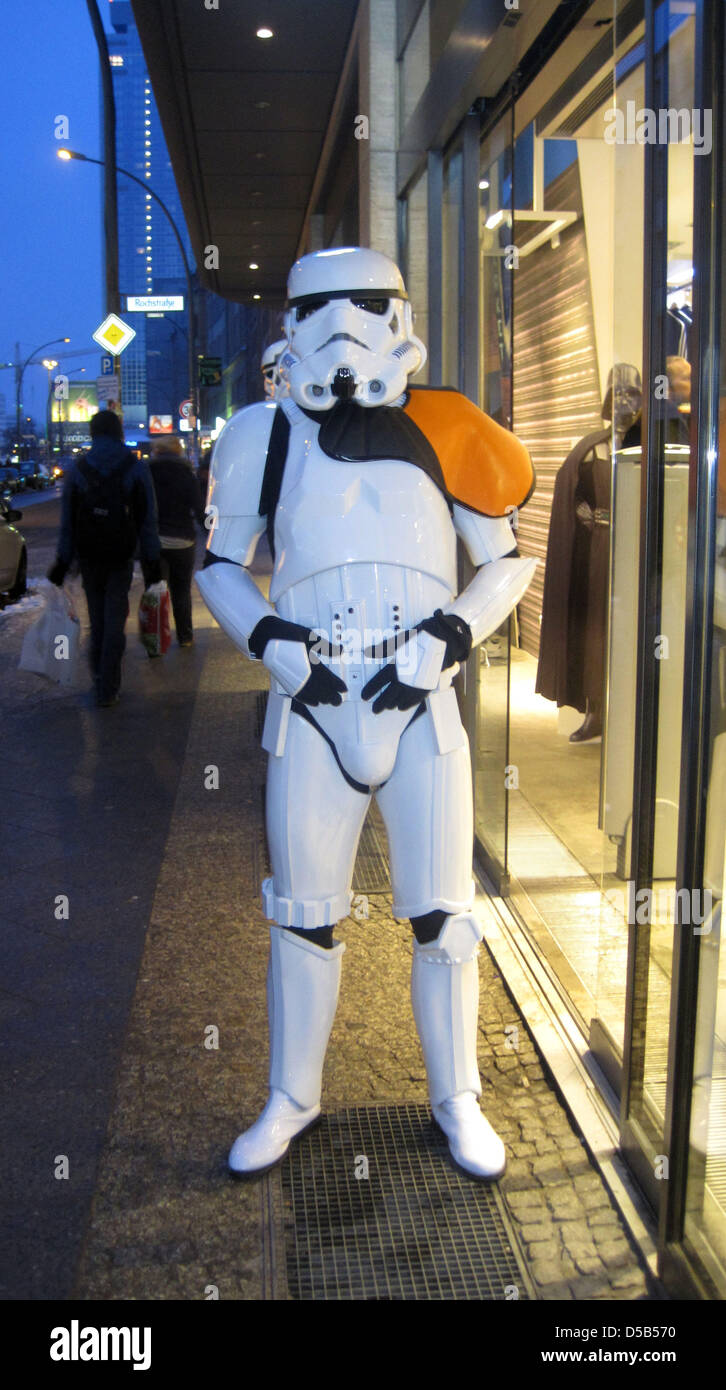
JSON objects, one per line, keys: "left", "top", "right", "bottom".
{"left": 149, "top": 454, "right": 206, "bottom": 541}
{"left": 57, "top": 437, "right": 161, "bottom": 570}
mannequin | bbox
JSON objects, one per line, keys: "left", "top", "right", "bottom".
{"left": 536, "top": 364, "right": 642, "bottom": 742}
{"left": 196, "top": 247, "right": 537, "bottom": 1181}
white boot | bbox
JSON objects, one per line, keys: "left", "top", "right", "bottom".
{"left": 228, "top": 927, "right": 345, "bottom": 1175}
{"left": 411, "top": 913, "right": 506, "bottom": 1180}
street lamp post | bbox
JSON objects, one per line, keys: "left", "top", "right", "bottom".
{"left": 15, "top": 337, "right": 70, "bottom": 457}
{"left": 42, "top": 358, "right": 58, "bottom": 458}
{"left": 58, "top": 148, "right": 199, "bottom": 454}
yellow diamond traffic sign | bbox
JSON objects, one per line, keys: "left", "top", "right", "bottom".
{"left": 92, "top": 313, "right": 136, "bottom": 356}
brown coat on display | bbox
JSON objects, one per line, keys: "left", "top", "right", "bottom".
{"left": 535, "top": 428, "right": 611, "bottom": 716}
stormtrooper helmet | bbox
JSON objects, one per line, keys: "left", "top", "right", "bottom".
{"left": 281, "top": 246, "right": 427, "bottom": 410}
{"left": 261, "top": 339, "right": 289, "bottom": 399}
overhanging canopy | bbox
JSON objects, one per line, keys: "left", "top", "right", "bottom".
{"left": 131, "top": 0, "right": 358, "bottom": 302}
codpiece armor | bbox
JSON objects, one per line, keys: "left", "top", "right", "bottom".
{"left": 196, "top": 247, "right": 536, "bottom": 1181}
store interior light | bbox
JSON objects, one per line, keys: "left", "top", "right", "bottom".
{"left": 249, "top": 262, "right": 259, "bottom": 270}
{"left": 478, "top": 178, "right": 490, "bottom": 190}
{"left": 485, "top": 210, "right": 505, "bottom": 230}
{"left": 256, "top": 27, "right": 274, "bottom": 39}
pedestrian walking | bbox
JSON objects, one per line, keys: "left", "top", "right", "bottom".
{"left": 48, "top": 409, "right": 161, "bottom": 706}
{"left": 148, "top": 436, "right": 206, "bottom": 646}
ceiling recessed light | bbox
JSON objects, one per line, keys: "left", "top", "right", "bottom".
{"left": 256, "top": 27, "right": 273, "bottom": 39}
{"left": 249, "top": 262, "right": 259, "bottom": 270}
{"left": 253, "top": 293, "right": 261, "bottom": 300}
{"left": 478, "top": 178, "right": 490, "bottom": 190}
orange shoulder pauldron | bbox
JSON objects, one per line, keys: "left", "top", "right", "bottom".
{"left": 403, "top": 387, "right": 534, "bottom": 517}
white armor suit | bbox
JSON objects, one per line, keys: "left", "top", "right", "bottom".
{"left": 196, "top": 247, "right": 537, "bottom": 1181}
{"left": 261, "top": 338, "right": 289, "bottom": 400}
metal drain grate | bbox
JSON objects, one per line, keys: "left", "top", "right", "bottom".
{"left": 255, "top": 690, "right": 268, "bottom": 737}
{"left": 281, "top": 1104, "right": 533, "bottom": 1300}
{"left": 353, "top": 804, "right": 390, "bottom": 893}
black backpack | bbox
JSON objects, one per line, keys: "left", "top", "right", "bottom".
{"left": 75, "top": 454, "right": 139, "bottom": 563}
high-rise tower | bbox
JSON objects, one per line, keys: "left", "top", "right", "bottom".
{"left": 107, "top": 0, "right": 192, "bottom": 433}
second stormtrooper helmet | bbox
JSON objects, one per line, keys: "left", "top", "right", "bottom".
{"left": 261, "top": 339, "right": 289, "bottom": 399}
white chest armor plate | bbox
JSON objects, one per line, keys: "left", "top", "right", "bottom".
{"left": 270, "top": 414, "right": 457, "bottom": 615}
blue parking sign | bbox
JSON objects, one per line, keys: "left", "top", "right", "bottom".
{"left": 101, "top": 356, "right": 114, "bottom": 375}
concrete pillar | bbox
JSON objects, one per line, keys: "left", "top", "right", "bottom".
{"left": 406, "top": 170, "right": 429, "bottom": 382}
{"left": 358, "top": 0, "right": 397, "bottom": 258}
{"left": 308, "top": 214, "right": 325, "bottom": 253}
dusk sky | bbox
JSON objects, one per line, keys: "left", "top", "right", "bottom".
{"left": 0, "top": 1, "right": 107, "bottom": 426}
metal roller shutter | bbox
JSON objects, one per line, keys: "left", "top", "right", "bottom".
{"left": 512, "top": 161, "right": 602, "bottom": 658}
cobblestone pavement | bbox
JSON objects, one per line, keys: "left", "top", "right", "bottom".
{"left": 2, "top": 501, "right": 662, "bottom": 1300}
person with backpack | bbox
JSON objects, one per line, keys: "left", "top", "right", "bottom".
{"left": 48, "top": 409, "right": 161, "bottom": 706}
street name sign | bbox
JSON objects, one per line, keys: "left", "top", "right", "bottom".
{"left": 126, "top": 295, "right": 184, "bottom": 312}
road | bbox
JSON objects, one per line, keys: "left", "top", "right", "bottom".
{"left": 9, "top": 484, "right": 64, "bottom": 510}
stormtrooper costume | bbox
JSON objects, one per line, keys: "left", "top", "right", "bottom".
{"left": 196, "top": 247, "right": 536, "bottom": 1181}
{"left": 261, "top": 339, "right": 289, "bottom": 400}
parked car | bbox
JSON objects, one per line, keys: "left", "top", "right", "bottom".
{"left": 0, "top": 497, "right": 27, "bottom": 598}
{"left": 17, "top": 460, "right": 45, "bottom": 491}
{"left": 0, "top": 466, "right": 21, "bottom": 495}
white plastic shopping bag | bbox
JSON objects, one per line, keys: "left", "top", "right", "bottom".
{"left": 19, "top": 581, "right": 81, "bottom": 687}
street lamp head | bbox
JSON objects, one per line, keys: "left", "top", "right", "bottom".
{"left": 57, "top": 148, "right": 87, "bottom": 162}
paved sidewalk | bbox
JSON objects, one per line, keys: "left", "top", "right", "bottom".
{"left": 1, "top": 504, "right": 662, "bottom": 1301}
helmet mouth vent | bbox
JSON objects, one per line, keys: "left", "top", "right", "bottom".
{"left": 331, "top": 368, "right": 356, "bottom": 400}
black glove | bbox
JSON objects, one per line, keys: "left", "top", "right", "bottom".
{"left": 47, "top": 559, "right": 67, "bottom": 587}
{"left": 416, "top": 609, "right": 472, "bottom": 669}
{"left": 249, "top": 614, "right": 348, "bottom": 708}
{"left": 361, "top": 610, "right": 472, "bottom": 714}
{"left": 361, "top": 664, "right": 428, "bottom": 714}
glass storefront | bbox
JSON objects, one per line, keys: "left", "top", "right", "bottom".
{"left": 410, "top": 0, "right": 725, "bottom": 1297}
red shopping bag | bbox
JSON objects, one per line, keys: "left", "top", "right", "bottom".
{"left": 138, "top": 580, "right": 171, "bottom": 657}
